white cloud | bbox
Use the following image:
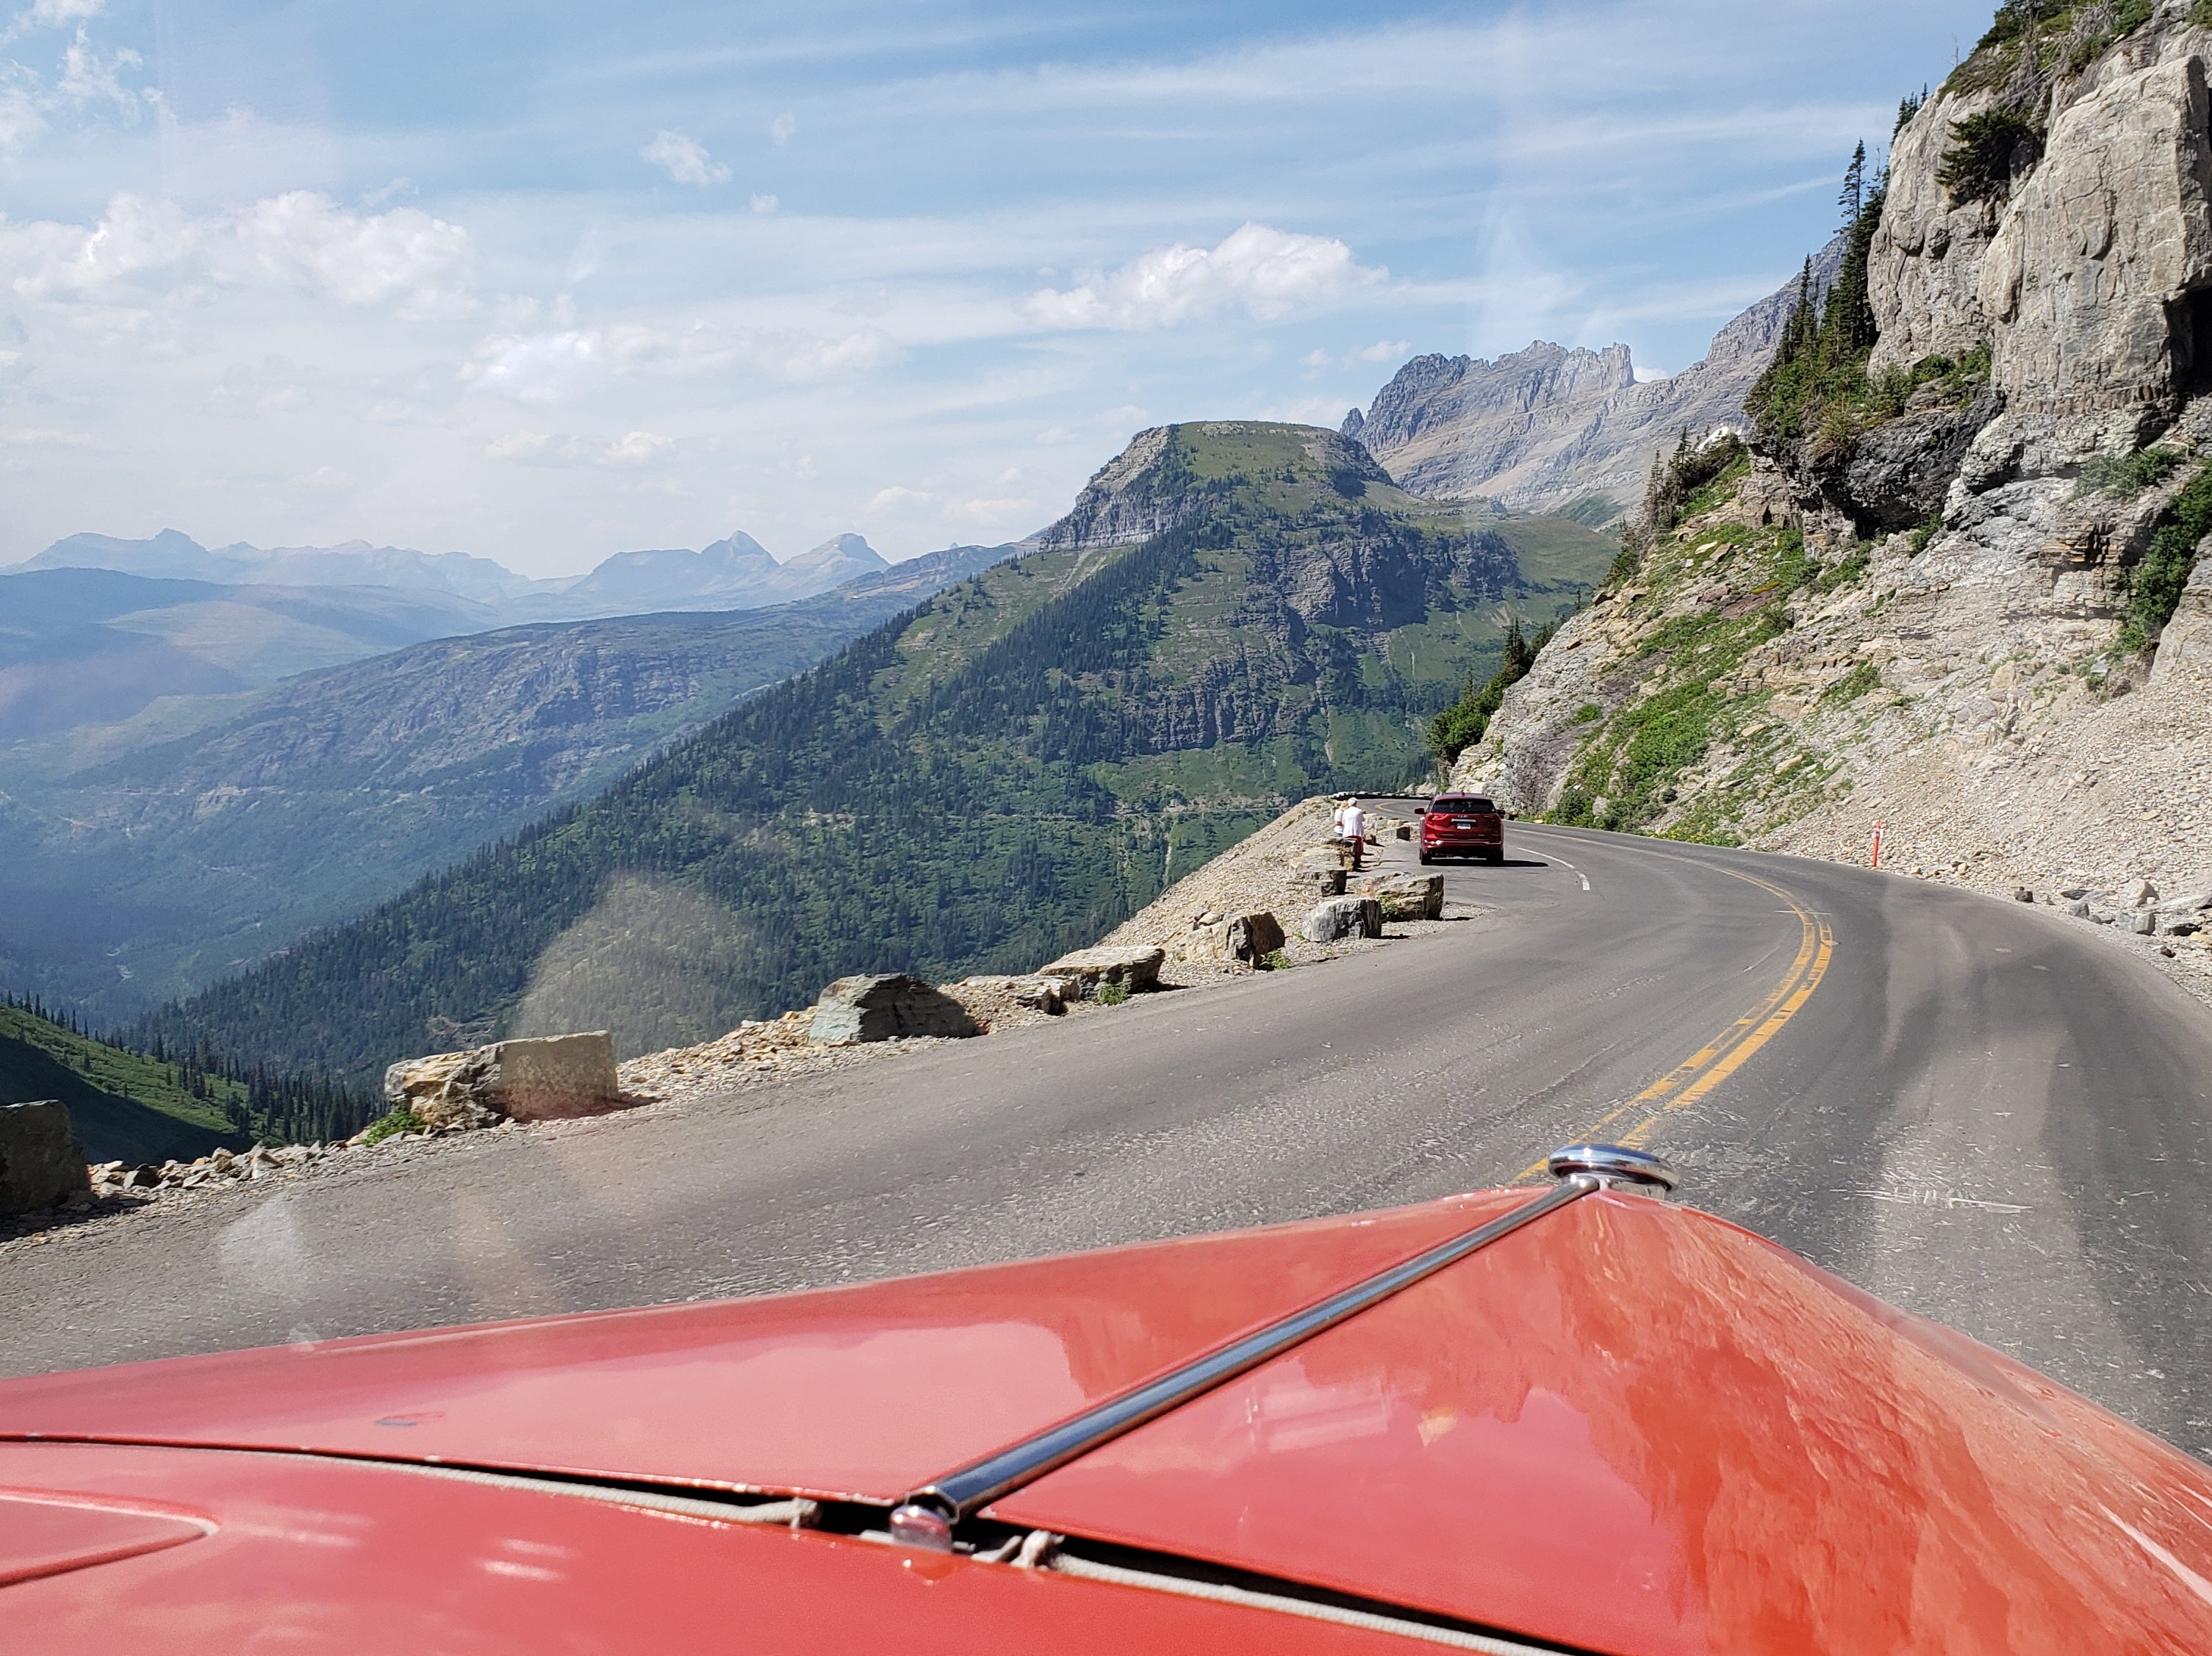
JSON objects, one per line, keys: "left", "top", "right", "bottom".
{"left": 770, "top": 111, "right": 796, "bottom": 145}
{"left": 866, "top": 483, "right": 1033, "bottom": 530}
{"left": 749, "top": 192, "right": 778, "bottom": 215}
{"left": 604, "top": 429, "right": 672, "bottom": 464}
{"left": 24, "top": 0, "right": 104, "bottom": 26}
{"left": 1632, "top": 364, "right": 1672, "bottom": 383}
{"left": 0, "top": 73, "right": 43, "bottom": 156}
{"left": 235, "top": 192, "right": 473, "bottom": 312}
{"left": 2, "top": 192, "right": 194, "bottom": 298}
{"left": 55, "top": 26, "right": 137, "bottom": 112}
{"left": 641, "top": 129, "right": 730, "bottom": 187}
{"left": 1027, "top": 223, "right": 1385, "bottom": 330}
{"left": 1257, "top": 393, "right": 1357, "bottom": 425}
{"left": 1304, "top": 338, "right": 1409, "bottom": 372}
{"left": 464, "top": 331, "right": 605, "bottom": 403}
{"left": 462, "top": 321, "right": 899, "bottom": 402}
{"left": 0, "top": 191, "right": 471, "bottom": 314}
{"left": 949, "top": 495, "right": 1033, "bottom": 525}
{"left": 0, "top": 15, "right": 145, "bottom": 158}
{"left": 485, "top": 429, "right": 557, "bottom": 461}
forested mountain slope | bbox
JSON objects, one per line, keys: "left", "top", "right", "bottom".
{"left": 0, "top": 998, "right": 245, "bottom": 1164}
{"left": 0, "top": 544, "right": 1013, "bottom": 1020}
{"left": 141, "top": 423, "right": 1614, "bottom": 1084}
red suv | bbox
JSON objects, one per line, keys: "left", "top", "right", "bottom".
{"left": 1421, "top": 793, "right": 1504, "bottom": 864}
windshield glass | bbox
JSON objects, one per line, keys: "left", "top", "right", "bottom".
{"left": 14, "top": 2, "right": 2197, "bottom": 1505}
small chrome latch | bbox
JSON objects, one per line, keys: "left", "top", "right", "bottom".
{"left": 1547, "top": 1142, "right": 1680, "bottom": 1193}
{"left": 888, "top": 1497, "right": 957, "bottom": 1552}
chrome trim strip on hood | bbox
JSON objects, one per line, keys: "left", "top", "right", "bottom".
{"left": 889, "top": 1167, "right": 1621, "bottom": 1550}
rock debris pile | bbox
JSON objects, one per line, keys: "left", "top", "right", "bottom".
{"left": 3, "top": 1140, "right": 350, "bottom": 1237}
{"left": 6, "top": 795, "right": 1476, "bottom": 1234}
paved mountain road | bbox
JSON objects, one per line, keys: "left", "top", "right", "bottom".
{"left": 6, "top": 823, "right": 2210, "bottom": 1457}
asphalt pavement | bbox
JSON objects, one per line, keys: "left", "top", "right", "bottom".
{"left": 6, "top": 821, "right": 2209, "bottom": 1456}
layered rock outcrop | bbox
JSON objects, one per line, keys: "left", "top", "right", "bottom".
{"left": 808, "top": 975, "right": 980, "bottom": 1044}
{"left": 384, "top": 1032, "right": 626, "bottom": 1127}
{"left": 1452, "top": 4, "right": 2212, "bottom": 979}
{"left": 1349, "top": 242, "right": 1842, "bottom": 520}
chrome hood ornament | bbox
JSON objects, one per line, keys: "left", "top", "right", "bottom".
{"left": 1547, "top": 1142, "right": 1680, "bottom": 1192}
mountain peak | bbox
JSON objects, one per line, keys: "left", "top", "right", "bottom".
{"left": 1040, "top": 421, "right": 1393, "bottom": 552}
{"left": 1346, "top": 260, "right": 1837, "bottom": 519}
{"left": 21, "top": 528, "right": 218, "bottom": 577}
{"left": 780, "top": 533, "right": 888, "bottom": 578}
{"left": 701, "top": 530, "right": 778, "bottom": 569}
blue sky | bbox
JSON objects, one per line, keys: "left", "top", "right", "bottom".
{"left": 1, "top": 0, "right": 1997, "bottom": 575}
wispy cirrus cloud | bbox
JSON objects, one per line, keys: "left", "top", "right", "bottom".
{"left": 460, "top": 321, "right": 899, "bottom": 402}
{"left": 487, "top": 428, "right": 677, "bottom": 467}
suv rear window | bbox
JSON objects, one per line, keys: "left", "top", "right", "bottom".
{"left": 1429, "top": 798, "right": 1495, "bottom": 815}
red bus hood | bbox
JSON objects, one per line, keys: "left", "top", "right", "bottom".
{"left": 4, "top": 1189, "right": 2211, "bottom": 1653}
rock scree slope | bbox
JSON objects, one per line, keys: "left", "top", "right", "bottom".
{"left": 1448, "top": 1, "right": 2212, "bottom": 993}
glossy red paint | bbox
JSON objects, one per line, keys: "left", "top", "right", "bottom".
{"left": 0, "top": 1488, "right": 212, "bottom": 1587}
{"left": 0, "top": 1193, "right": 1524, "bottom": 1502}
{"left": 994, "top": 1191, "right": 2212, "bottom": 1655}
{"left": 0, "top": 1442, "right": 1428, "bottom": 1655}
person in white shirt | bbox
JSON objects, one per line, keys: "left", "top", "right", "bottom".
{"left": 1333, "top": 798, "right": 1367, "bottom": 871}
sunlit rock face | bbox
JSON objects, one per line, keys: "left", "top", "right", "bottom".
{"left": 1868, "top": 83, "right": 2008, "bottom": 377}
{"left": 1446, "top": 12, "right": 2212, "bottom": 925}
{"left": 1347, "top": 254, "right": 1836, "bottom": 523}
{"left": 1984, "top": 53, "right": 2212, "bottom": 413}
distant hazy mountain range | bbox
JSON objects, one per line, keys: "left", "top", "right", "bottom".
{"left": 15, "top": 526, "right": 893, "bottom": 622}
{"left": 0, "top": 528, "right": 901, "bottom": 743}
{"left": 0, "top": 543, "right": 1018, "bottom": 1019}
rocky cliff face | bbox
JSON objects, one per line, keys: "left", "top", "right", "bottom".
{"left": 1451, "top": 2, "right": 2212, "bottom": 962}
{"left": 1348, "top": 245, "right": 1840, "bottom": 521}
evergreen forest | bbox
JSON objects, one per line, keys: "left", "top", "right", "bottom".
{"left": 140, "top": 423, "right": 1615, "bottom": 1092}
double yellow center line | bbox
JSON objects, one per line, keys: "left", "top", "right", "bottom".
{"left": 1514, "top": 861, "right": 1834, "bottom": 1181}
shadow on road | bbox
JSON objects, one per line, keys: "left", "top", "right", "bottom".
{"left": 1418, "top": 857, "right": 1552, "bottom": 871}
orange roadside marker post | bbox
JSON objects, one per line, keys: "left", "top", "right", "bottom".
{"left": 1870, "top": 820, "right": 1884, "bottom": 869}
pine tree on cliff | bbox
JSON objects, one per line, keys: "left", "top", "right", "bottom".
{"left": 1748, "top": 261, "right": 1819, "bottom": 439}
{"left": 1784, "top": 259, "right": 1817, "bottom": 359}
{"left": 1748, "top": 146, "right": 1886, "bottom": 444}
{"left": 1818, "top": 153, "right": 1884, "bottom": 364}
